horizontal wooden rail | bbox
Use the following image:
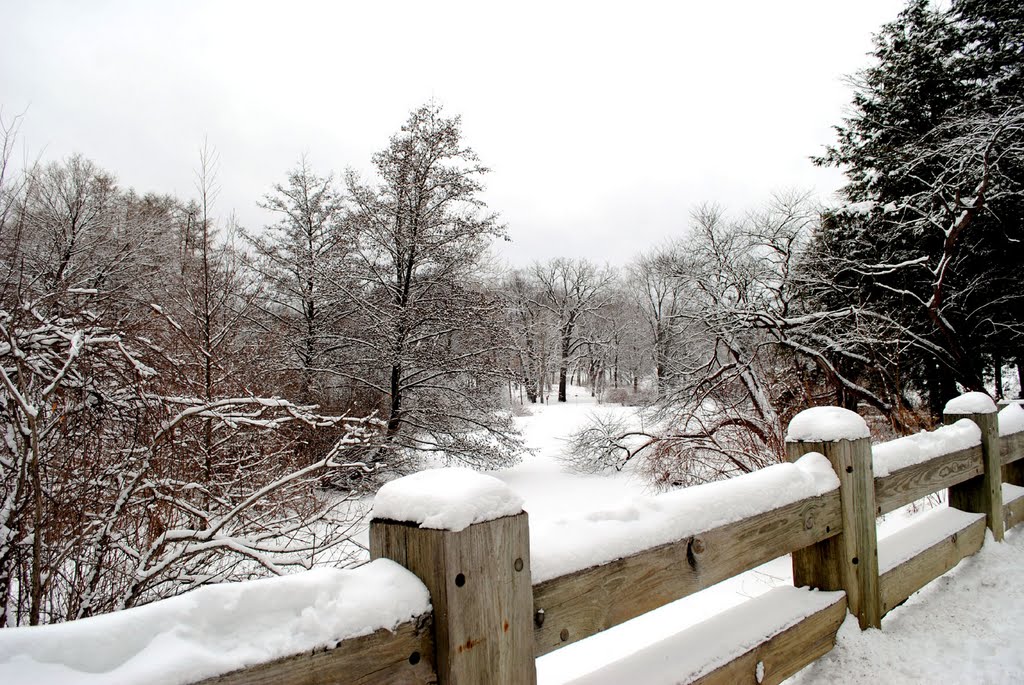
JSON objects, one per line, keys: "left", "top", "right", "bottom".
{"left": 691, "top": 592, "right": 847, "bottom": 685}
{"left": 197, "top": 614, "right": 436, "bottom": 685}
{"left": 182, "top": 397, "right": 1024, "bottom": 684}
{"left": 1001, "top": 431, "right": 1024, "bottom": 466}
{"left": 531, "top": 491, "right": 842, "bottom": 656}
{"left": 1004, "top": 484, "right": 1024, "bottom": 530}
{"left": 874, "top": 445, "right": 982, "bottom": 516}
{"left": 877, "top": 511, "right": 985, "bottom": 617}
{"left": 559, "top": 587, "right": 847, "bottom": 685}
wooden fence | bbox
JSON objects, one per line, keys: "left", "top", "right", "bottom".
{"left": 200, "top": 395, "right": 1024, "bottom": 685}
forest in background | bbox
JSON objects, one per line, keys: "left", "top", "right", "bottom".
{"left": 0, "top": 0, "right": 1021, "bottom": 626}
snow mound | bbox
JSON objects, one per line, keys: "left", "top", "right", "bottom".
{"left": 999, "top": 403, "right": 1024, "bottom": 436}
{"left": 530, "top": 454, "right": 839, "bottom": 583}
{"left": 0, "top": 559, "right": 430, "bottom": 685}
{"left": 1005, "top": 483, "right": 1024, "bottom": 507}
{"left": 788, "top": 526, "right": 1024, "bottom": 684}
{"left": 944, "top": 392, "right": 997, "bottom": 415}
{"left": 372, "top": 466, "right": 524, "bottom": 531}
{"left": 877, "top": 507, "right": 985, "bottom": 574}
{"left": 872, "top": 419, "right": 981, "bottom": 477}
{"left": 787, "top": 406, "right": 870, "bottom": 442}
{"left": 563, "top": 587, "right": 845, "bottom": 685}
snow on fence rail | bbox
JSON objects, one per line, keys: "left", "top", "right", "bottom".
{"left": 2, "top": 395, "right": 1024, "bottom": 684}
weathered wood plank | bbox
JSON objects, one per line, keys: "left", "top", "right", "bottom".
{"left": 788, "top": 437, "right": 881, "bottom": 630}
{"left": 878, "top": 515, "right": 985, "bottom": 616}
{"left": 531, "top": 491, "right": 841, "bottom": 657}
{"left": 1001, "top": 432, "right": 1024, "bottom": 487}
{"left": 946, "top": 412, "right": 1003, "bottom": 542}
{"left": 195, "top": 614, "right": 437, "bottom": 685}
{"left": 1001, "top": 431, "right": 1024, "bottom": 466}
{"left": 689, "top": 594, "right": 847, "bottom": 685}
{"left": 371, "top": 514, "right": 536, "bottom": 685}
{"left": 1003, "top": 485, "right": 1024, "bottom": 531}
{"left": 874, "top": 446, "right": 983, "bottom": 516}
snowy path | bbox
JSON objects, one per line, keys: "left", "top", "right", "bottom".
{"left": 788, "top": 526, "right": 1024, "bottom": 684}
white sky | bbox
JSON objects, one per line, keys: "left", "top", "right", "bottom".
{"left": 1, "top": 0, "right": 906, "bottom": 266}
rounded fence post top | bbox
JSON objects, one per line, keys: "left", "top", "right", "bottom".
{"left": 943, "top": 391, "right": 997, "bottom": 415}
{"left": 371, "top": 467, "right": 524, "bottom": 532}
{"left": 786, "top": 406, "right": 870, "bottom": 442}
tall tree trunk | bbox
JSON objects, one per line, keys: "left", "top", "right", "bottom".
{"left": 388, "top": 363, "right": 403, "bottom": 435}
{"left": 558, "top": 335, "right": 570, "bottom": 403}
{"left": 29, "top": 421, "right": 43, "bottom": 625}
{"left": 928, "top": 361, "right": 958, "bottom": 420}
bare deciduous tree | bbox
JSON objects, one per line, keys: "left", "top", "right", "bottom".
{"left": 531, "top": 258, "right": 615, "bottom": 403}
{"left": 340, "top": 103, "right": 521, "bottom": 470}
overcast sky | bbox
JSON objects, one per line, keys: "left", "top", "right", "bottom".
{"left": 1, "top": 0, "right": 907, "bottom": 266}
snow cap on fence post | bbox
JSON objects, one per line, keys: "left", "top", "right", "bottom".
{"left": 370, "top": 468, "right": 536, "bottom": 685}
{"left": 785, "top": 406, "right": 881, "bottom": 630}
{"left": 943, "top": 391, "right": 998, "bottom": 416}
{"left": 786, "top": 406, "right": 870, "bottom": 443}
{"left": 943, "top": 392, "right": 1004, "bottom": 542}
{"left": 371, "top": 467, "right": 525, "bottom": 531}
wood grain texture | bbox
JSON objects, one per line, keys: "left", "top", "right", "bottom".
{"left": 689, "top": 593, "right": 847, "bottom": 685}
{"left": 874, "top": 446, "right": 983, "bottom": 516}
{"left": 946, "top": 412, "right": 1003, "bottom": 542}
{"left": 788, "top": 438, "right": 881, "bottom": 630}
{"left": 1001, "top": 431, "right": 1024, "bottom": 467}
{"left": 1002, "top": 432, "right": 1024, "bottom": 487}
{"left": 195, "top": 614, "right": 437, "bottom": 685}
{"left": 878, "top": 515, "right": 985, "bottom": 616}
{"left": 531, "top": 491, "right": 841, "bottom": 657}
{"left": 370, "top": 514, "right": 536, "bottom": 685}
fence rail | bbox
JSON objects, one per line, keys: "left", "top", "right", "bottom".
{"left": 190, "top": 393, "right": 1024, "bottom": 684}
{"left": 8, "top": 394, "right": 1017, "bottom": 684}
{"left": 187, "top": 393, "right": 1024, "bottom": 684}
{"left": 530, "top": 491, "right": 842, "bottom": 657}
{"left": 197, "top": 616, "right": 435, "bottom": 685}
{"left": 875, "top": 445, "right": 982, "bottom": 515}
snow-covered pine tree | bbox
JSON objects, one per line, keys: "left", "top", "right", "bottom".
{"left": 811, "top": 0, "right": 1024, "bottom": 412}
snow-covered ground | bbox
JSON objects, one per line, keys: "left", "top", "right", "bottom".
{"left": 496, "top": 393, "right": 799, "bottom": 683}
{"left": 788, "top": 525, "right": 1024, "bottom": 684}
{"left": 494, "top": 389, "right": 1023, "bottom": 684}
{"left": 2, "top": 387, "right": 1021, "bottom": 683}
{"left": 494, "top": 392, "right": 800, "bottom": 683}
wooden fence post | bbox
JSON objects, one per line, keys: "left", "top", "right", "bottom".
{"left": 369, "top": 470, "right": 536, "bottom": 685}
{"left": 786, "top": 407, "right": 881, "bottom": 630}
{"left": 944, "top": 393, "right": 1004, "bottom": 542}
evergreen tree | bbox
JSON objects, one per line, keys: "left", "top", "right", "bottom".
{"left": 812, "top": 0, "right": 1024, "bottom": 411}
